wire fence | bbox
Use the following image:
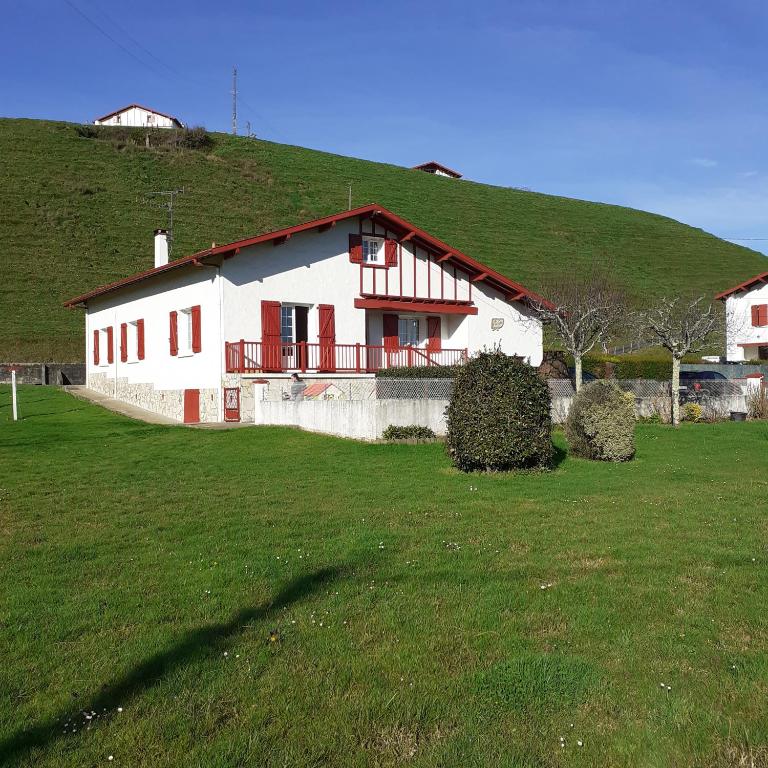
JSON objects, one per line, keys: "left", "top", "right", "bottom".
{"left": 285, "top": 377, "right": 748, "bottom": 404}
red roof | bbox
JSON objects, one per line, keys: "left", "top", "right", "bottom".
{"left": 412, "top": 161, "right": 463, "bottom": 179}
{"left": 64, "top": 203, "right": 552, "bottom": 309}
{"left": 94, "top": 103, "right": 183, "bottom": 126}
{"left": 715, "top": 271, "right": 768, "bottom": 300}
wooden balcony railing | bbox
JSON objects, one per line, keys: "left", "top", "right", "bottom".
{"left": 225, "top": 341, "right": 468, "bottom": 374}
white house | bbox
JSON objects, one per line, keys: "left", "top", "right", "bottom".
{"left": 94, "top": 104, "right": 183, "bottom": 129}
{"left": 65, "top": 204, "right": 550, "bottom": 423}
{"left": 412, "top": 162, "right": 462, "bottom": 179}
{"left": 716, "top": 270, "right": 768, "bottom": 361}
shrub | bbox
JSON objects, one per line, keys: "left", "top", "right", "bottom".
{"left": 578, "top": 353, "right": 672, "bottom": 380}
{"left": 381, "top": 425, "right": 436, "bottom": 441}
{"left": 682, "top": 402, "right": 703, "bottom": 422}
{"left": 446, "top": 350, "right": 553, "bottom": 472}
{"left": 565, "top": 381, "right": 635, "bottom": 461}
{"left": 747, "top": 387, "right": 768, "bottom": 419}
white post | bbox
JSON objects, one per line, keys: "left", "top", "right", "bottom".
{"left": 11, "top": 369, "right": 18, "bottom": 421}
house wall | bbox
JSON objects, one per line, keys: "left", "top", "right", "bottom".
{"left": 95, "top": 106, "right": 178, "bottom": 128}
{"left": 725, "top": 286, "right": 768, "bottom": 362}
{"left": 220, "top": 223, "right": 542, "bottom": 364}
{"left": 84, "top": 266, "right": 223, "bottom": 421}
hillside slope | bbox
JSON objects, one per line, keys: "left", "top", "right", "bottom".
{"left": 1, "top": 118, "right": 765, "bottom": 361}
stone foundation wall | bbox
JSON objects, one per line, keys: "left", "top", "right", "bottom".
{"left": 88, "top": 373, "right": 220, "bottom": 422}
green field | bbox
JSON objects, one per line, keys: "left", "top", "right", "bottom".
{"left": 1, "top": 386, "right": 767, "bottom": 766}
{"left": 1, "top": 118, "right": 766, "bottom": 362}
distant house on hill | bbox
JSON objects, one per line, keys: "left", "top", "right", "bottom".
{"left": 64, "top": 204, "right": 549, "bottom": 424}
{"left": 93, "top": 104, "right": 183, "bottom": 129}
{"left": 716, "top": 270, "right": 768, "bottom": 361}
{"left": 412, "top": 161, "right": 462, "bottom": 179}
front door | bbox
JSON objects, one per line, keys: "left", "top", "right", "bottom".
{"left": 183, "top": 388, "right": 200, "bottom": 423}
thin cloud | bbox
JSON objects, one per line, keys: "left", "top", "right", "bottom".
{"left": 691, "top": 157, "right": 718, "bottom": 168}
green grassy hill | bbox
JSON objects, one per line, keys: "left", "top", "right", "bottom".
{"left": 2, "top": 118, "right": 765, "bottom": 361}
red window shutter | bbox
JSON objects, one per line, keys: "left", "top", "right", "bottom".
{"left": 426, "top": 316, "right": 442, "bottom": 352}
{"left": 760, "top": 305, "right": 768, "bottom": 327}
{"left": 383, "top": 313, "right": 399, "bottom": 351}
{"left": 120, "top": 323, "right": 128, "bottom": 362}
{"left": 752, "top": 305, "right": 761, "bottom": 327}
{"left": 107, "top": 326, "right": 114, "bottom": 364}
{"left": 384, "top": 238, "right": 398, "bottom": 267}
{"left": 349, "top": 233, "right": 363, "bottom": 263}
{"left": 169, "top": 311, "right": 178, "bottom": 356}
{"left": 261, "top": 300, "right": 282, "bottom": 372}
{"left": 137, "top": 319, "right": 145, "bottom": 360}
{"left": 318, "top": 304, "right": 336, "bottom": 372}
{"left": 191, "top": 305, "right": 202, "bottom": 352}
{"left": 93, "top": 329, "right": 100, "bottom": 365}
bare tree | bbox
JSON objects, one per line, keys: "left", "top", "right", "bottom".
{"left": 530, "top": 269, "right": 626, "bottom": 391}
{"left": 637, "top": 296, "right": 720, "bottom": 426}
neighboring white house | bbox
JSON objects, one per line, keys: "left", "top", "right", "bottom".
{"left": 94, "top": 104, "right": 183, "bottom": 129}
{"left": 717, "top": 270, "right": 768, "bottom": 362}
{"left": 65, "top": 204, "right": 550, "bottom": 423}
{"left": 412, "top": 161, "right": 462, "bottom": 179}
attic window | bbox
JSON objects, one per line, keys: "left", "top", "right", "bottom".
{"left": 362, "top": 236, "right": 384, "bottom": 265}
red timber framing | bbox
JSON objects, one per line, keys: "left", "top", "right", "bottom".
{"left": 64, "top": 203, "right": 552, "bottom": 311}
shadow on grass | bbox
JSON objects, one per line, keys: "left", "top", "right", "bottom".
{"left": 551, "top": 443, "right": 568, "bottom": 468}
{"left": 0, "top": 567, "right": 345, "bottom": 766}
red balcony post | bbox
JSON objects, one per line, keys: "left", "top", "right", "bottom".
{"left": 239, "top": 339, "right": 245, "bottom": 373}
{"left": 299, "top": 341, "right": 307, "bottom": 372}
{"left": 355, "top": 343, "right": 361, "bottom": 373}
{"left": 407, "top": 346, "right": 413, "bottom": 367}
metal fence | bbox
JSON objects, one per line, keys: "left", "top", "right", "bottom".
{"left": 374, "top": 378, "right": 454, "bottom": 400}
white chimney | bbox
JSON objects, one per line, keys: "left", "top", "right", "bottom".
{"left": 154, "top": 229, "right": 169, "bottom": 267}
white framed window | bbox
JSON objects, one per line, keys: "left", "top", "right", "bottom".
{"left": 178, "top": 308, "right": 193, "bottom": 356}
{"left": 398, "top": 317, "right": 420, "bottom": 347}
{"left": 99, "top": 328, "right": 110, "bottom": 366}
{"left": 362, "top": 236, "right": 384, "bottom": 265}
{"left": 281, "top": 305, "right": 295, "bottom": 343}
{"left": 127, "top": 321, "right": 138, "bottom": 363}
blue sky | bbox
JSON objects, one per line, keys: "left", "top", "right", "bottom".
{"left": 3, "top": 0, "right": 768, "bottom": 255}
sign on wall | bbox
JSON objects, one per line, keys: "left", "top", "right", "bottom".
{"left": 491, "top": 318, "right": 505, "bottom": 331}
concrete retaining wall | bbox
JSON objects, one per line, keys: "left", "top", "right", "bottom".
{"left": 0, "top": 363, "right": 85, "bottom": 385}
{"left": 254, "top": 398, "right": 449, "bottom": 440}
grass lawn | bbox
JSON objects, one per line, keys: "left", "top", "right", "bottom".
{"left": 1, "top": 386, "right": 767, "bottom": 767}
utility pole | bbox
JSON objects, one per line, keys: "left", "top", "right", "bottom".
{"left": 232, "top": 65, "right": 238, "bottom": 135}
{"left": 145, "top": 188, "right": 185, "bottom": 256}
{"left": 245, "top": 120, "right": 251, "bottom": 138}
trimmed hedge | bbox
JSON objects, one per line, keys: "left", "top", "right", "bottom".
{"left": 376, "top": 365, "right": 461, "bottom": 379}
{"left": 382, "top": 425, "right": 436, "bottom": 441}
{"left": 446, "top": 350, "right": 553, "bottom": 472}
{"left": 571, "top": 352, "right": 708, "bottom": 380}
{"left": 565, "top": 381, "right": 635, "bottom": 461}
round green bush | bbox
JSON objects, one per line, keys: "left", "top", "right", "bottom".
{"left": 565, "top": 381, "right": 635, "bottom": 461}
{"left": 446, "top": 351, "right": 553, "bottom": 472}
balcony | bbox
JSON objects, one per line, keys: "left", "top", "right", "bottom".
{"left": 225, "top": 341, "right": 468, "bottom": 374}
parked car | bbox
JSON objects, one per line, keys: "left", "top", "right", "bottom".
{"left": 679, "top": 370, "right": 741, "bottom": 403}
{"left": 567, "top": 368, "right": 597, "bottom": 382}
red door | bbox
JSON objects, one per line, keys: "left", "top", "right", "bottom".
{"left": 261, "top": 300, "right": 281, "bottom": 372}
{"left": 223, "top": 387, "right": 240, "bottom": 422}
{"left": 383, "top": 313, "right": 399, "bottom": 368}
{"left": 426, "top": 316, "right": 441, "bottom": 364}
{"left": 318, "top": 304, "right": 336, "bottom": 372}
{"left": 183, "top": 389, "right": 200, "bottom": 423}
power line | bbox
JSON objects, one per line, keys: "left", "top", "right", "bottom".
{"left": 62, "top": 0, "right": 164, "bottom": 77}
{"left": 81, "top": 0, "right": 184, "bottom": 79}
